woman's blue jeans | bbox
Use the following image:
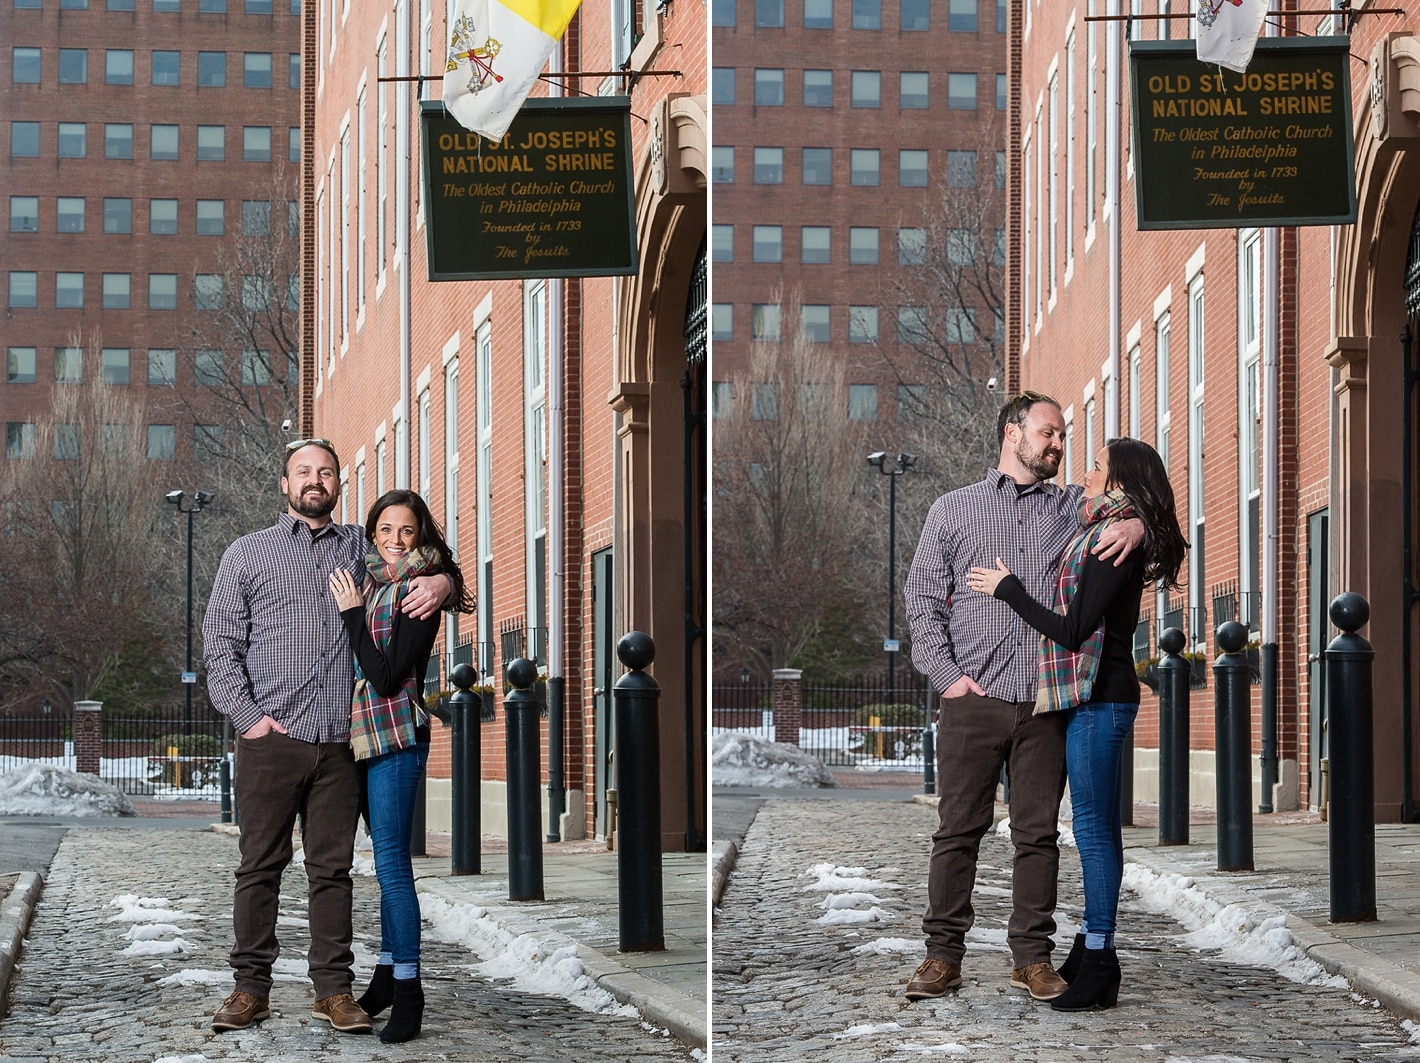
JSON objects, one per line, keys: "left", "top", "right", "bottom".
{"left": 362, "top": 742, "right": 429, "bottom": 979}
{"left": 1065, "top": 701, "right": 1138, "bottom": 950}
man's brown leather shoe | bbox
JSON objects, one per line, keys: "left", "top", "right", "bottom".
{"left": 1011, "top": 961, "right": 1068, "bottom": 1000}
{"left": 904, "top": 957, "right": 963, "bottom": 1000}
{"left": 312, "top": 992, "right": 374, "bottom": 1033}
{"left": 212, "top": 990, "right": 270, "bottom": 1031}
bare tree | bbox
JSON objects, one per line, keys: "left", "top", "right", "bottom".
{"left": 713, "top": 297, "right": 882, "bottom": 679}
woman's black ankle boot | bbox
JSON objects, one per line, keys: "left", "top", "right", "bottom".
{"left": 357, "top": 964, "right": 395, "bottom": 1017}
{"left": 378, "top": 977, "right": 425, "bottom": 1043}
{"left": 1049, "top": 948, "right": 1120, "bottom": 1011}
{"left": 1058, "top": 933, "right": 1087, "bottom": 984}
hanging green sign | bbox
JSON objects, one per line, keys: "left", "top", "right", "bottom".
{"left": 1129, "top": 37, "right": 1356, "bottom": 229}
{"left": 420, "top": 97, "right": 638, "bottom": 280}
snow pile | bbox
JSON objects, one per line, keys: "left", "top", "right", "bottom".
{"left": 711, "top": 731, "right": 837, "bottom": 788}
{"left": 0, "top": 763, "right": 136, "bottom": 816}
{"left": 108, "top": 895, "right": 201, "bottom": 959}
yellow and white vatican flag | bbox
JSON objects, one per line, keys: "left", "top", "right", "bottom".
{"left": 441, "top": 0, "right": 582, "bottom": 142}
{"left": 1195, "top": 0, "right": 1268, "bottom": 73}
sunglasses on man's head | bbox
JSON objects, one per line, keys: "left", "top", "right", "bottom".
{"left": 285, "top": 437, "right": 334, "bottom": 452}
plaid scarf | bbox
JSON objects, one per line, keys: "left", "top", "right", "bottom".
{"left": 1033, "top": 489, "right": 1135, "bottom": 715}
{"left": 350, "top": 546, "right": 438, "bottom": 761}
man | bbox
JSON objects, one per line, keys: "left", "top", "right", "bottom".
{"left": 902, "top": 392, "right": 1141, "bottom": 1002}
{"left": 203, "top": 439, "right": 451, "bottom": 1034}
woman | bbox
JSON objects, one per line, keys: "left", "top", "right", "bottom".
{"left": 329, "top": 489, "right": 474, "bottom": 1043}
{"left": 966, "top": 437, "right": 1186, "bottom": 1012}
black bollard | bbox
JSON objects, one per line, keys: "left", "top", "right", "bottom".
{"left": 922, "top": 724, "right": 935, "bottom": 795}
{"left": 504, "top": 658, "right": 545, "bottom": 901}
{"left": 449, "top": 663, "right": 482, "bottom": 876}
{"left": 219, "top": 753, "right": 234, "bottom": 825}
{"left": 614, "top": 631, "right": 665, "bottom": 952}
{"left": 1214, "top": 621, "right": 1254, "bottom": 871}
{"left": 1157, "top": 627, "right": 1191, "bottom": 846}
{"left": 1326, "top": 592, "right": 1376, "bottom": 923}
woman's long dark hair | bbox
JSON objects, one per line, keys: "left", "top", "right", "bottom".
{"left": 365, "top": 489, "right": 475, "bottom": 612}
{"left": 1103, "top": 437, "right": 1188, "bottom": 590}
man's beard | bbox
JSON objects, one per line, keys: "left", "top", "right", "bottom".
{"left": 1018, "top": 442, "right": 1061, "bottom": 481}
{"left": 289, "top": 486, "right": 336, "bottom": 519}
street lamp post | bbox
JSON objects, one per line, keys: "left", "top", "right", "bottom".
{"left": 166, "top": 489, "right": 214, "bottom": 734}
{"left": 867, "top": 452, "right": 916, "bottom": 709}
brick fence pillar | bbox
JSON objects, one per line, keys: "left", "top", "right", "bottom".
{"left": 772, "top": 669, "right": 803, "bottom": 747}
{"left": 74, "top": 700, "right": 102, "bottom": 777}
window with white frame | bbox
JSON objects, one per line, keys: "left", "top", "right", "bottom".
{"left": 1048, "top": 70, "right": 1058, "bottom": 299}
{"left": 1086, "top": 0, "right": 1097, "bottom": 228}
{"left": 376, "top": 436, "right": 387, "bottom": 497}
{"left": 477, "top": 319, "right": 493, "bottom": 671}
{"left": 445, "top": 355, "right": 460, "bottom": 557}
{"left": 1023, "top": 132, "right": 1032, "bottom": 337}
{"left": 1066, "top": 30, "right": 1075, "bottom": 274}
{"left": 1188, "top": 274, "right": 1205, "bottom": 645}
{"left": 356, "top": 460, "right": 366, "bottom": 521}
{"left": 340, "top": 128, "right": 350, "bottom": 342}
{"left": 377, "top": 37, "right": 388, "bottom": 279}
{"left": 524, "top": 281, "right": 548, "bottom": 658}
{"left": 1239, "top": 230, "right": 1262, "bottom": 630}
{"left": 1084, "top": 394, "right": 1096, "bottom": 470}
{"left": 418, "top": 386, "right": 431, "bottom": 499}
{"left": 1062, "top": 407, "right": 1074, "bottom": 485}
{"left": 357, "top": 88, "right": 367, "bottom": 315}
{"left": 1129, "top": 344, "right": 1141, "bottom": 439}
{"left": 1155, "top": 311, "right": 1171, "bottom": 466}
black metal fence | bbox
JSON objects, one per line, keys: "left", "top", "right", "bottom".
{"left": 0, "top": 702, "right": 230, "bottom": 797}
{"left": 712, "top": 675, "right": 935, "bottom": 767}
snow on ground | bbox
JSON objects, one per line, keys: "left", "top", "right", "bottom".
{"left": 711, "top": 731, "right": 837, "bottom": 788}
{"left": 0, "top": 763, "right": 137, "bottom": 816}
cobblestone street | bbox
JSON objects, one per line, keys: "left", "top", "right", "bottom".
{"left": 0, "top": 827, "right": 696, "bottom": 1063}
{"left": 713, "top": 796, "right": 1420, "bottom": 1062}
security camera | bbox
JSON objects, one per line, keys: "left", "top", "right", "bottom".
{"left": 281, "top": 419, "right": 292, "bottom": 432}
{"left": 987, "top": 377, "right": 998, "bottom": 391}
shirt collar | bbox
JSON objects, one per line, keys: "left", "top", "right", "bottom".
{"left": 279, "top": 511, "right": 336, "bottom": 538}
{"left": 986, "top": 467, "right": 1056, "bottom": 496}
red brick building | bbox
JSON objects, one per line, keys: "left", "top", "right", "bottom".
{"left": 1013, "top": 4, "right": 1420, "bottom": 820}
{"left": 303, "top": 0, "right": 706, "bottom": 847}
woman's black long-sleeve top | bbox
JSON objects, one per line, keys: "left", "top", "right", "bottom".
{"left": 340, "top": 604, "right": 441, "bottom": 739}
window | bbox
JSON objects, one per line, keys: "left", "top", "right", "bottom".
{"left": 106, "top": 49, "right": 134, "bottom": 84}
{"left": 242, "top": 275, "right": 270, "bottom": 310}
{"left": 947, "top": 150, "right": 977, "bottom": 187}
{"left": 8, "top": 272, "right": 37, "bottom": 308}
{"left": 897, "top": 385, "right": 927, "bottom": 421}
{"left": 802, "top": 147, "right": 832, "bottom": 185}
{"left": 101, "top": 348, "right": 129, "bottom": 383}
{"left": 712, "top": 224, "right": 733, "bottom": 263}
{"left": 102, "top": 274, "right": 130, "bottom": 309}
{"left": 754, "top": 68, "right": 784, "bottom": 106}
{"left": 11, "top": 122, "right": 40, "bottom": 156}
{"left": 54, "top": 346, "right": 81, "bottom": 382}
{"left": 899, "top": 149, "right": 928, "bottom": 187}
{"left": 949, "top": 0, "right": 977, "bottom": 30}
{"left": 712, "top": 0, "right": 735, "bottom": 26}
{"left": 289, "top": 53, "right": 300, "bottom": 88}
{"left": 56, "top": 272, "right": 84, "bottom": 308}
{"left": 15, "top": 0, "right": 41, "bottom": 7}
{"left": 850, "top": 148, "right": 880, "bottom": 186}
{"left": 899, "top": 227, "right": 927, "bottom": 265}
{"left": 947, "top": 228, "right": 975, "bottom": 265}
{"left": 997, "top": 72, "right": 1008, "bottom": 110}
{"left": 154, "top": 0, "right": 181, "bottom": 9}
{"left": 6, "top": 424, "right": 35, "bottom": 460}
{"left": 849, "top": 306, "right": 878, "bottom": 343}
{"left": 845, "top": 72, "right": 881, "bottom": 112}
{"left": 288, "top": 127, "right": 300, "bottom": 162}
{"left": 947, "top": 307, "right": 976, "bottom": 344}
{"left": 948, "top": 72, "right": 978, "bottom": 109}
{"left": 58, "top": 48, "right": 87, "bottom": 84}
{"left": 200, "top": 0, "right": 227, "bottom": 10}
{"left": 152, "top": 50, "right": 180, "bottom": 85}
{"left": 901, "top": 0, "right": 929, "bottom": 29}
{"left": 1188, "top": 275, "right": 1206, "bottom": 644}
{"left": 755, "top": 0, "right": 783, "bottom": 26}
{"left": 750, "top": 383, "right": 780, "bottom": 421}
{"left": 803, "top": 69, "right": 833, "bottom": 107}
{"left": 711, "top": 382, "right": 733, "bottom": 418}
{"left": 852, "top": 0, "right": 881, "bottom": 29}
{"left": 242, "top": 349, "right": 270, "bottom": 386}
{"left": 712, "top": 67, "right": 735, "bottom": 106}
{"left": 244, "top": 52, "right": 272, "bottom": 88}
{"left": 750, "top": 303, "right": 781, "bottom": 341}
{"left": 195, "top": 349, "right": 223, "bottom": 385}
{"left": 12, "top": 48, "right": 41, "bottom": 84}
{"left": 7, "top": 348, "right": 36, "bottom": 383}
{"left": 197, "top": 125, "right": 225, "bottom": 160}
{"left": 57, "top": 123, "right": 86, "bottom": 157}
{"left": 146, "top": 425, "right": 175, "bottom": 461}
{"left": 55, "top": 197, "right": 84, "bottom": 232}
{"left": 900, "top": 71, "right": 928, "bottom": 108}
{"left": 105, "top": 124, "right": 134, "bottom": 159}
{"left": 801, "top": 305, "right": 830, "bottom": 342}
{"left": 804, "top": 0, "right": 832, "bottom": 26}
{"left": 148, "top": 273, "right": 177, "bottom": 309}
{"left": 248, "top": 0, "right": 273, "bottom": 10}
{"left": 194, "top": 425, "right": 223, "bottom": 461}
{"left": 243, "top": 126, "right": 271, "bottom": 161}
{"left": 242, "top": 200, "right": 271, "bottom": 234}
{"left": 150, "top": 124, "right": 179, "bottom": 159}
{"left": 848, "top": 384, "right": 879, "bottom": 421}
{"left": 897, "top": 307, "right": 928, "bottom": 344}
{"left": 149, "top": 198, "right": 177, "bottom": 233}
{"left": 198, "top": 51, "right": 226, "bottom": 86}
{"left": 849, "top": 227, "right": 879, "bottom": 265}
{"left": 752, "top": 225, "right": 782, "bottom": 263}
{"left": 712, "top": 303, "right": 732, "bottom": 342}
{"left": 1156, "top": 311, "right": 1171, "bottom": 465}
{"left": 712, "top": 145, "right": 734, "bottom": 183}
{"left": 194, "top": 274, "right": 223, "bottom": 309}
{"left": 996, "top": 149, "right": 1007, "bottom": 188}
{"left": 9, "top": 197, "right": 37, "bottom": 232}
{"left": 800, "top": 226, "right": 830, "bottom": 263}
{"left": 147, "top": 349, "right": 176, "bottom": 385}
{"left": 196, "top": 200, "right": 225, "bottom": 234}
{"left": 753, "top": 147, "right": 783, "bottom": 184}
